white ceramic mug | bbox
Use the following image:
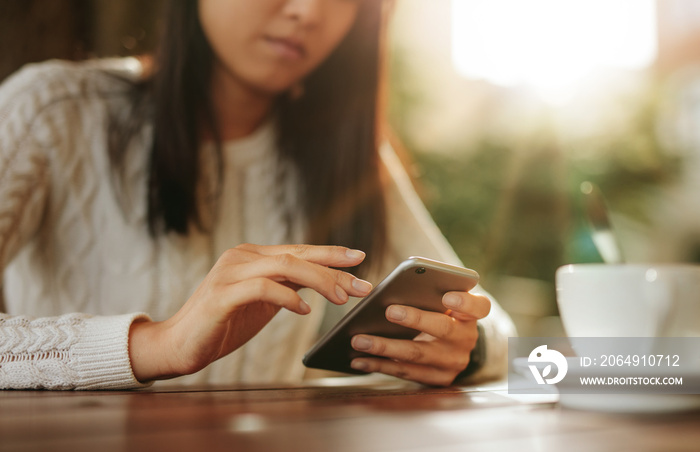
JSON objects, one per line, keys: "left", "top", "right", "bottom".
{"left": 556, "top": 263, "right": 700, "bottom": 338}
{"left": 555, "top": 263, "right": 700, "bottom": 413}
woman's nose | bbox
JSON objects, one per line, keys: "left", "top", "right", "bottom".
{"left": 282, "top": 0, "right": 322, "bottom": 27}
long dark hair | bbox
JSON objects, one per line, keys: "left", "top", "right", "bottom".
{"left": 115, "top": 0, "right": 387, "bottom": 274}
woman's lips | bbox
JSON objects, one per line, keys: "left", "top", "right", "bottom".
{"left": 264, "top": 36, "right": 306, "bottom": 61}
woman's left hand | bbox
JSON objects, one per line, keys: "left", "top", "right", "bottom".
{"left": 349, "top": 291, "right": 491, "bottom": 386}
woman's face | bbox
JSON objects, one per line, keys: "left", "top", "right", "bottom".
{"left": 199, "top": 0, "right": 361, "bottom": 96}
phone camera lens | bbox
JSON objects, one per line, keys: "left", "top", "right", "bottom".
{"left": 415, "top": 267, "right": 426, "bottom": 274}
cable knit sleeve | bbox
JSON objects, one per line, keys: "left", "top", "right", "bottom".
{"left": 379, "top": 143, "right": 517, "bottom": 383}
{"left": 0, "top": 313, "right": 150, "bottom": 389}
{"left": 0, "top": 62, "right": 151, "bottom": 390}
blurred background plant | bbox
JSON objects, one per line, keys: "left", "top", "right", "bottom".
{"left": 387, "top": 0, "right": 700, "bottom": 336}
{"left": 2, "top": 0, "right": 700, "bottom": 337}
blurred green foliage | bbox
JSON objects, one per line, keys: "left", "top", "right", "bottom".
{"left": 404, "top": 134, "right": 569, "bottom": 285}
{"left": 388, "top": 50, "right": 682, "bottom": 291}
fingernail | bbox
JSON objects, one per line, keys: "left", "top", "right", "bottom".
{"left": 386, "top": 305, "right": 406, "bottom": 321}
{"left": 352, "top": 336, "right": 373, "bottom": 351}
{"left": 352, "top": 278, "right": 372, "bottom": 294}
{"left": 335, "top": 285, "right": 348, "bottom": 303}
{"left": 346, "top": 249, "right": 366, "bottom": 260}
{"left": 299, "top": 300, "right": 311, "bottom": 314}
{"left": 443, "top": 293, "right": 461, "bottom": 309}
{"left": 351, "top": 360, "right": 369, "bottom": 371}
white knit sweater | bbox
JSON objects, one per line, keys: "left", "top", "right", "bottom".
{"left": 0, "top": 59, "right": 515, "bottom": 390}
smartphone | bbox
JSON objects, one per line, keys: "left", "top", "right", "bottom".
{"left": 302, "top": 256, "right": 480, "bottom": 374}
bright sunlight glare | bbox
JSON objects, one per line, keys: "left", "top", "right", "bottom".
{"left": 451, "top": 0, "right": 658, "bottom": 103}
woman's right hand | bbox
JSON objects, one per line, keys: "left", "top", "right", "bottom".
{"left": 128, "top": 243, "right": 372, "bottom": 382}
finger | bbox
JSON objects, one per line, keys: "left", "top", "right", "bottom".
{"left": 234, "top": 243, "right": 366, "bottom": 267}
{"left": 384, "top": 305, "right": 472, "bottom": 342}
{"left": 214, "top": 246, "right": 372, "bottom": 299}
{"left": 350, "top": 357, "right": 457, "bottom": 387}
{"left": 351, "top": 334, "right": 471, "bottom": 370}
{"left": 221, "top": 278, "right": 311, "bottom": 315}
{"left": 442, "top": 292, "right": 491, "bottom": 320}
{"left": 227, "top": 254, "right": 372, "bottom": 304}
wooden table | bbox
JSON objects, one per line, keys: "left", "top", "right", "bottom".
{"left": 2, "top": 377, "right": 699, "bottom": 451}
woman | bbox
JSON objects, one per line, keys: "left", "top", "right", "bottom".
{"left": 0, "top": 0, "right": 514, "bottom": 389}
